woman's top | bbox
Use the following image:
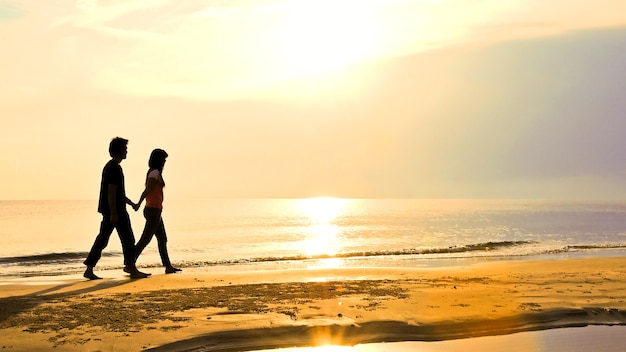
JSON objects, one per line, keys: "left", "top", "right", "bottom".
{"left": 145, "top": 169, "right": 164, "bottom": 210}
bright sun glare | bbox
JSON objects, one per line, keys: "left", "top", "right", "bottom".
{"left": 276, "top": 1, "right": 381, "bottom": 77}
{"left": 298, "top": 198, "right": 351, "bottom": 257}
{"left": 300, "top": 198, "right": 349, "bottom": 224}
{"left": 264, "top": 345, "right": 354, "bottom": 351}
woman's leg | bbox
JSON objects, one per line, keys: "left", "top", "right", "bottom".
{"left": 135, "top": 207, "right": 162, "bottom": 261}
{"left": 154, "top": 218, "right": 171, "bottom": 267}
{"left": 155, "top": 217, "right": 181, "bottom": 272}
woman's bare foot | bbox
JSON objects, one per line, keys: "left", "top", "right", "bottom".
{"left": 165, "top": 266, "right": 182, "bottom": 274}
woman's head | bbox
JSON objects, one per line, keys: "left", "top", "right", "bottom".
{"left": 148, "top": 148, "right": 168, "bottom": 171}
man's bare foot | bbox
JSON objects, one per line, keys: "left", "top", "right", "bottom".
{"left": 83, "top": 268, "right": 102, "bottom": 280}
{"left": 129, "top": 270, "right": 150, "bottom": 279}
{"left": 125, "top": 266, "right": 151, "bottom": 277}
{"left": 124, "top": 266, "right": 151, "bottom": 276}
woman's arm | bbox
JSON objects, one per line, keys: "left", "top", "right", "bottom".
{"left": 135, "top": 177, "right": 159, "bottom": 210}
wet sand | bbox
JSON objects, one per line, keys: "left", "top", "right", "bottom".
{"left": 1, "top": 257, "right": 626, "bottom": 351}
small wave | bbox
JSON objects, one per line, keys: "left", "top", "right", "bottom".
{"left": 566, "top": 244, "right": 626, "bottom": 250}
{"left": 536, "top": 243, "right": 626, "bottom": 256}
{"left": 172, "top": 241, "right": 626, "bottom": 269}
{"left": 3, "top": 241, "right": 626, "bottom": 271}
{"left": 172, "top": 241, "right": 537, "bottom": 268}
{"left": 0, "top": 251, "right": 118, "bottom": 266}
{"left": 0, "top": 241, "right": 531, "bottom": 267}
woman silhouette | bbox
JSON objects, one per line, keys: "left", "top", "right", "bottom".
{"left": 135, "top": 148, "right": 181, "bottom": 274}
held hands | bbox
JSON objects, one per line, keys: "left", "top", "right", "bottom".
{"left": 132, "top": 198, "right": 143, "bottom": 211}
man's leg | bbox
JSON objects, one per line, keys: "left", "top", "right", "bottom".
{"left": 116, "top": 211, "right": 149, "bottom": 278}
{"left": 83, "top": 216, "right": 114, "bottom": 280}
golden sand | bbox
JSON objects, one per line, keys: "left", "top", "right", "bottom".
{"left": 1, "top": 257, "right": 626, "bottom": 351}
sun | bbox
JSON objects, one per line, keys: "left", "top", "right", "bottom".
{"left": 275, "top": 0, "right": 382, "bottom": 77}
{"left": 299, "top": 198, "right": 350, "bottom": 225}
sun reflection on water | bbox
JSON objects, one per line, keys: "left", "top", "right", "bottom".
{"left": 258, "top": 346, "right": 354, "bottom": 352}
{"left": 297, "top": 198, "right": 351, "bottom": 258}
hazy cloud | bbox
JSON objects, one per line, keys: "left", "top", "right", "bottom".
{"left": 0, "top": 1, "right": 22, "bottom": 21}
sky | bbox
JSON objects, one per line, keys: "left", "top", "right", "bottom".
{"left": 1, "top": 0, "right": 626, "bottom": 200}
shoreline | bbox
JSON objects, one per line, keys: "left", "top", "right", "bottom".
{"left": 2, "top": 257, "right": 626, "bottom": 351}
{"left": 4, "top": 246, "right": 626, "bottom": 281}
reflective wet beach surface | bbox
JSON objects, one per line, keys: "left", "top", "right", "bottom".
{"left": 257, "top": 325, "right": 626, "bottom": 352}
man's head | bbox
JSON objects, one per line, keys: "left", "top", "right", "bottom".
{"left": 109, "top": 137, "right": 129, "bottom": 159}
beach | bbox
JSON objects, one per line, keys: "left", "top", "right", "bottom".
{"left": 2, "top": 257, "right": 626, "bottom": 351}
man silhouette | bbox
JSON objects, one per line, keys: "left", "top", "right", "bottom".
{"left": 83, "top": 137, "right": 149, "bottom": 280}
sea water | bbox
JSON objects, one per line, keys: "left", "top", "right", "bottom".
{"left": 2, "top": 198, "right": 626, "bottom": 279}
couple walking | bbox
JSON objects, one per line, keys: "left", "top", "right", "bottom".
{"left": 83, "top": 137, "right": 181, "bottom": 280}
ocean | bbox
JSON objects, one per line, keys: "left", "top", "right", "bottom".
{"left": 2, "top": 198, "right": 626, "bottom": 279}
